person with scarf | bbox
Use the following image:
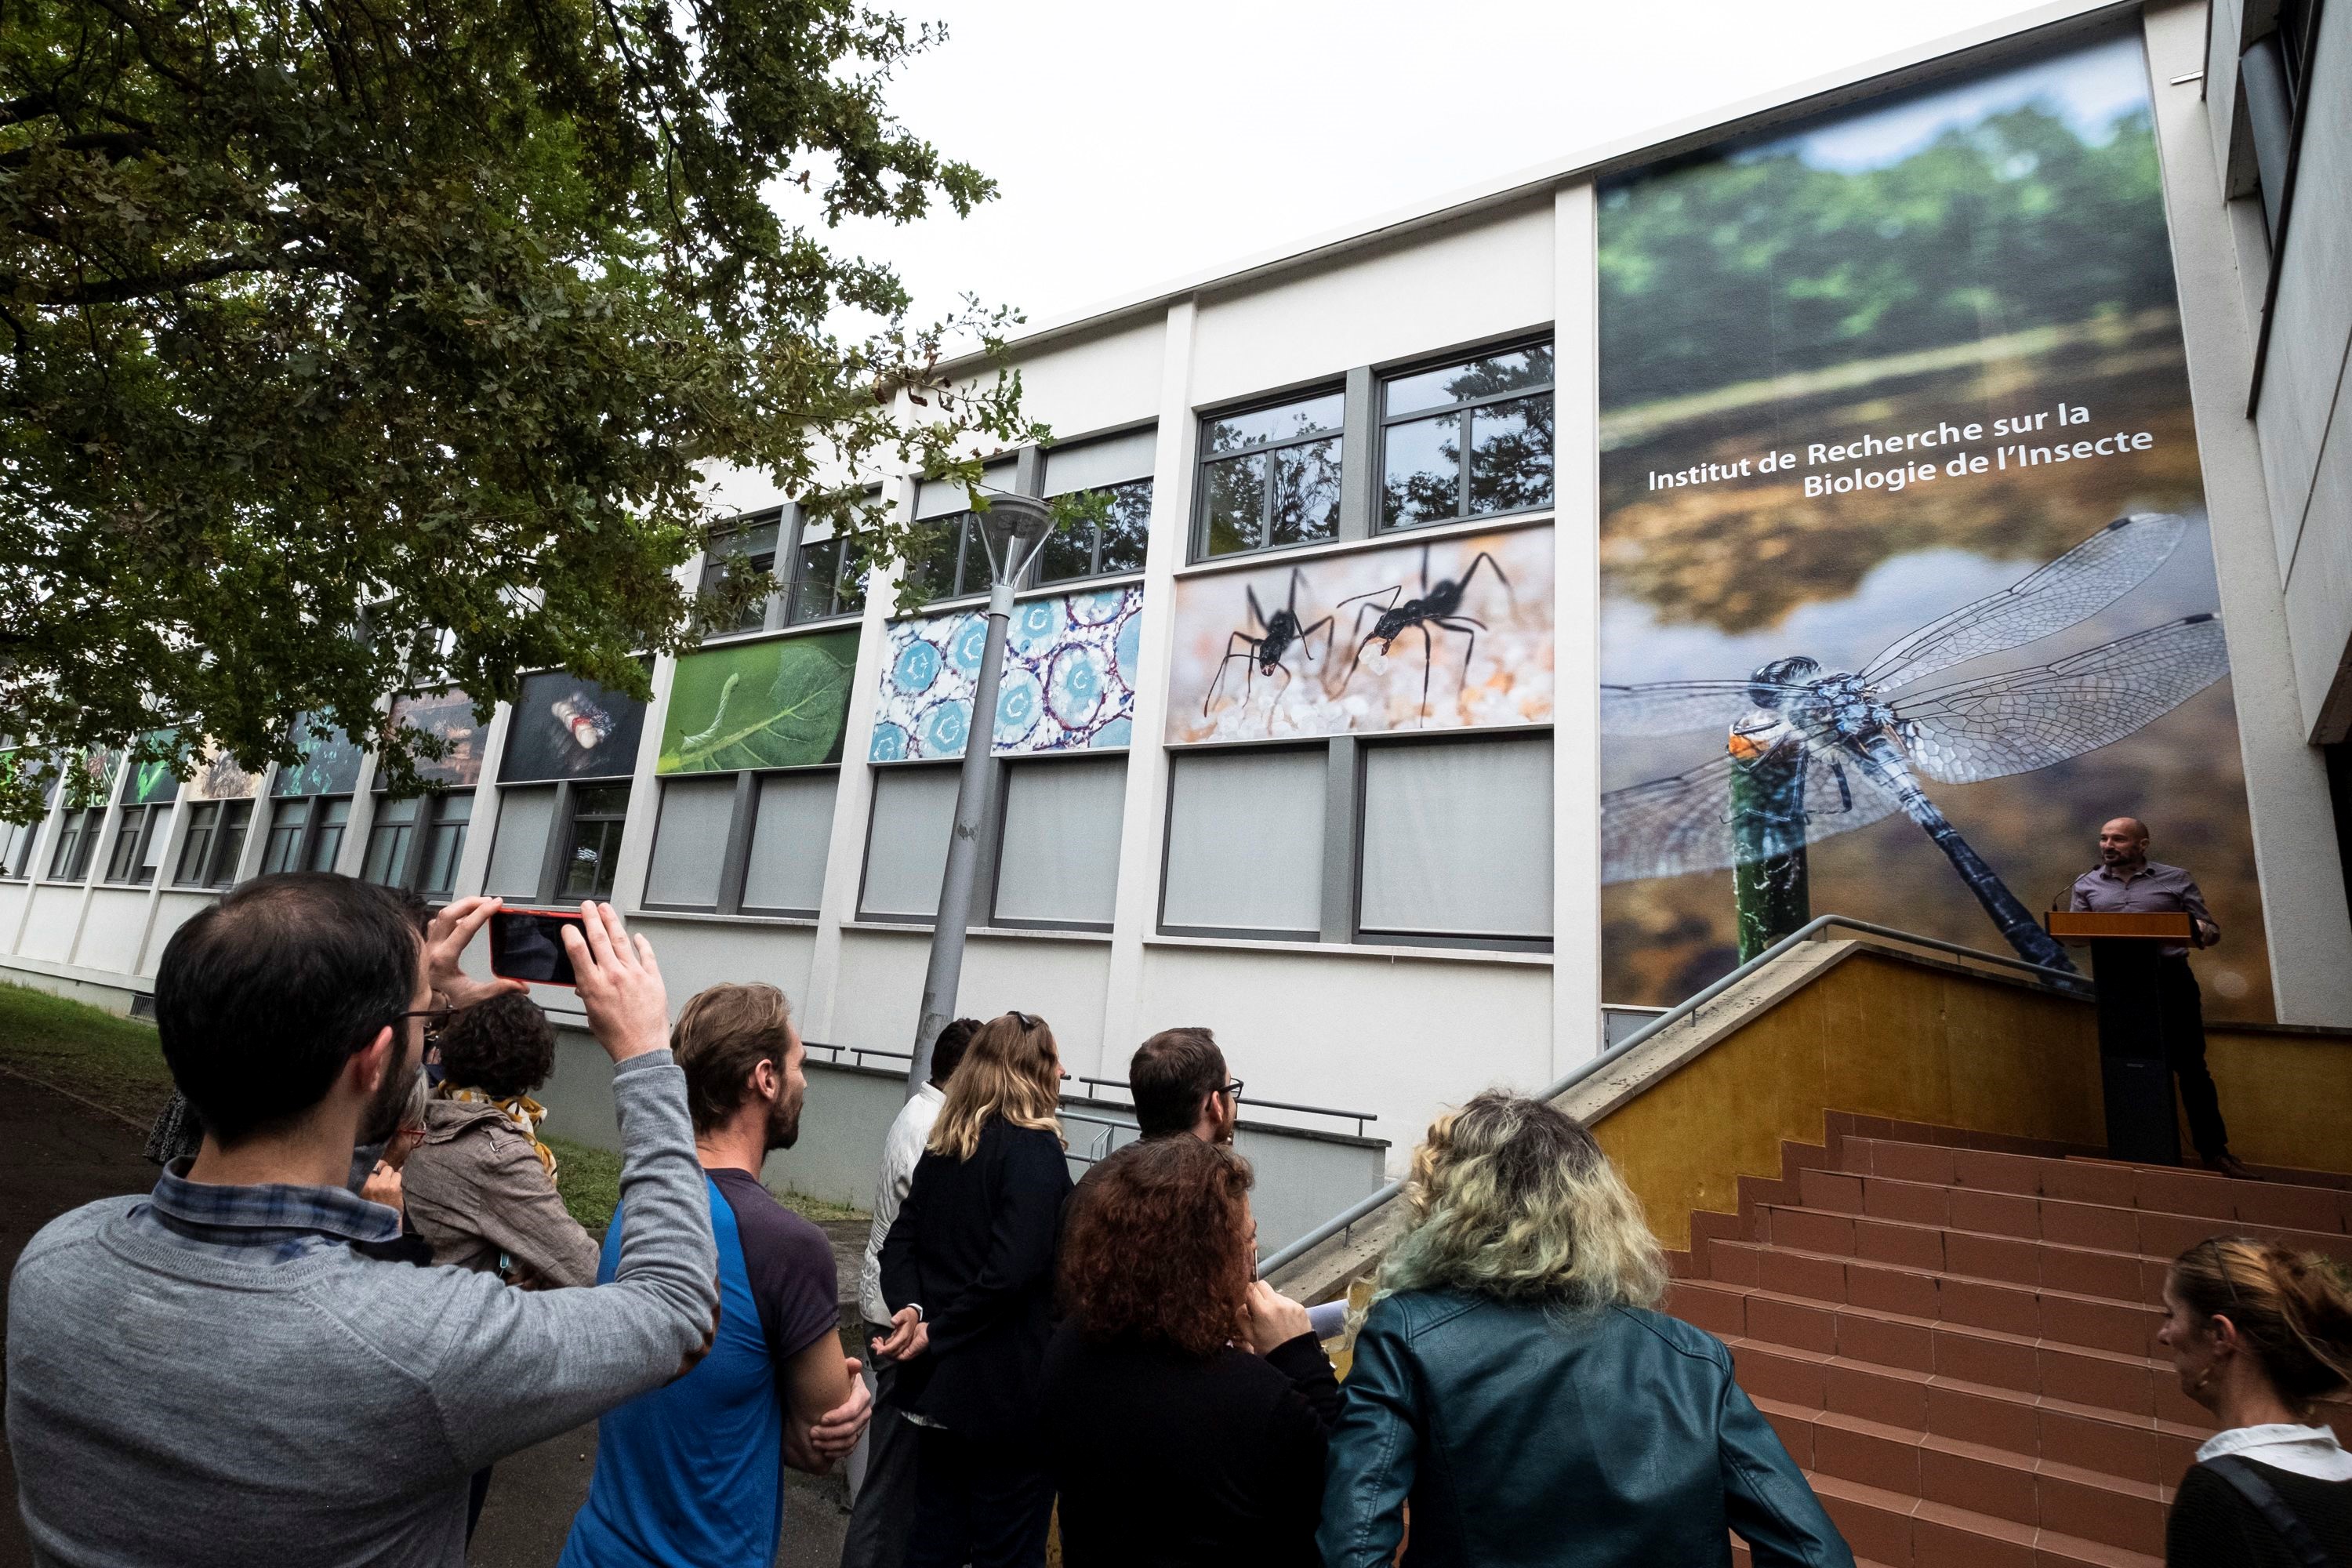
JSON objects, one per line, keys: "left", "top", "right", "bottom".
{"left": 401, "top": 990, "right": 598, "bottom": 1289}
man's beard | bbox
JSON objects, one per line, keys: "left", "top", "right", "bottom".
{"left": 766, "top": 1093, "right": 803, "bottom": 1152}
{"left": 360, "top": 1053, "right": 419, "bottom": 1147}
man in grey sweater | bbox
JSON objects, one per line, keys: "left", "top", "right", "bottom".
{"left": 5, "top": 877, "right": 720, "bottom": 1568}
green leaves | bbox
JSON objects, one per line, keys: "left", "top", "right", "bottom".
{"left": 657, "top": 629, "right": 858, "bottom": 773}
{"left": 0, "top": 0, "right": 1041, "bottom": 823}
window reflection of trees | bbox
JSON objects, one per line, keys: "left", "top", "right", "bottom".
{"left": 1199, "top": 391, "right": 1345, "bottom": 557}
{"left": 1040, "top": 478, "right": 1154, "bottom": 583}
{"left": 1381, "top": 344, "right": 1555, "bottom": 529}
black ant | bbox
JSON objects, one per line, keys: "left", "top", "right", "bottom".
{"left": 1204, "top": 567, "right": 1334, "bottom": 715}
{"left": 1338, "top": 546, "right": 1515, "bottom": 719}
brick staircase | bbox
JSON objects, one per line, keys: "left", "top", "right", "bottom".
{"left": 1664, "top": 1113, "right": 2352, "bottom": 1568}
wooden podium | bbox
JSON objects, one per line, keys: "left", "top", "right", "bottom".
{"left": 2045, "top": 910, "right": 2194, "bottom": 1164}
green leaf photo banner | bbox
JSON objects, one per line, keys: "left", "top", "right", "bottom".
{"left": 1595, "top": 29, "right": 2270, "bottom": 1018}
{"left": 658, "top": 629, "right": 860, "bottom": 774}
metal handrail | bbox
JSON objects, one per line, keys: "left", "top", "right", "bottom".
{"left": 1073, "top": 1075, "right": 1380, "bottom": 1136}
{"left": 1255, "top": 914, "right": 2088, "bottom": 1279}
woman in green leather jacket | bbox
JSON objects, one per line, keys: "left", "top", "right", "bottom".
{"left": 1318, "top": 1093, "right": 1853, "bottom": 1568}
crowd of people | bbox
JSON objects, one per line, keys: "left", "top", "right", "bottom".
{"left": 5, "top": 869, "right": 2350, "bottom": 1567}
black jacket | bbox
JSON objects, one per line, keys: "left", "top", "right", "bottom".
{"left": 877, "top": 1117, "right": 1071, "bottom": 1441}
{"left": 1040, "top": 1322, "right": 1340, "bottom": 1568}
{"left": 1321, "top": 1290, "right": 1853, "bottom": 1568}
{"left": 2166, "top": 1460, "right": 2352, "bottom": 1567}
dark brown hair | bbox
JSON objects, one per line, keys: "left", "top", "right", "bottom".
{"left": 437, "top": 992, "right": 557, "bottom": 1099}
{"left": 1059, "top": 1135, "right": 1254, "bottom": 1358}
{"left": 2170, "top": 1237, "right": 2352, "bottom": 1407}
{"left": 930, "top": 1016, "right": 982, "bottom": 1087}
{"left": 671, "top": 983, "right": 795, "bottom": 1134}
{"left": 1130, "top": 1026, "right": 1226, "bottom": 1138}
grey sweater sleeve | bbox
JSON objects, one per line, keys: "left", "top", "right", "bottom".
{"left": 422, "top": 1050, "right": 718, "bottom": 1468}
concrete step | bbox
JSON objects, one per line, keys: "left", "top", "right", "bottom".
{"left": 1802, "top": 1468, "right": 2161, "bottom": 1568}
{"left": 1724, "top": 1203, "right": 2171, "bottom": 1304}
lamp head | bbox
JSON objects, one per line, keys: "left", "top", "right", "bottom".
{"left": 971, "top": 492, "right": 1055, "bottom": 586}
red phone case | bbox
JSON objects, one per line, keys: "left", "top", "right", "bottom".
{"left": 489, "top": 907, "right": 588, "bottom": 986}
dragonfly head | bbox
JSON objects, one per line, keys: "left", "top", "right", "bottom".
{"left": 1748, "top": 656, "right": 1818, "bottom": 706}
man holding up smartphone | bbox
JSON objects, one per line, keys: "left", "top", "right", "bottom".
{"left": 6, "top": 877, "right": 720, "bottom": 1568}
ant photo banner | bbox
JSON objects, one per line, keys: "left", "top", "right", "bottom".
{"left": 1164, "top": 523, "right": 1554, "bottom": 743}
{"left": 1595, "top": 31, "right": 2270, "bottom": 1018}
{"left": 872, "top": 586, "right": 1142, "bottom": 761}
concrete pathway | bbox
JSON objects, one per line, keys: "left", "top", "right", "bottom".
{"left": 0, "top": 1068, "right": 853, "bottom": 1568}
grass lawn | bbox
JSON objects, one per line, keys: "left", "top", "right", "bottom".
{"left": 0, "top": 982, "right": 865, "bottom": 1232}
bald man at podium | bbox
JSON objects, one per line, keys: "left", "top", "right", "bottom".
{"left": 2069, "top": 816, "right": 2248, "bottom": 1178}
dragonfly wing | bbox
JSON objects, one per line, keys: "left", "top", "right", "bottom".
{"left": 1862, "top": 513, "right": 2188, "bottom": 692}
{"left": 1602, "top": 740, "right": 1900, "bottom": 884}
{"left": 1894, "top": 615, "right": 2231, "bottom": 784}
{"left": 1601, "top": 681, "right": 1776, "bottom": 736}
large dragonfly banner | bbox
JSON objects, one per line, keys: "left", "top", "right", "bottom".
{"left": 1595, "top": 30, "right": 2270, "bottom": 1018}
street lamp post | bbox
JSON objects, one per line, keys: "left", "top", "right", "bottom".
{"left": 906, "top": 492, "right": 1057, "bottom": 1096}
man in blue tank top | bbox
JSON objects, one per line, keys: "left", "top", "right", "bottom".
{"left": 560, "top": 983, "right": 870, "bottom": 1568}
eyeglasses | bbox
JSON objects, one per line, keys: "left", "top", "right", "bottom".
{"left": 1221, "top": 1079, "right": 1245, "bottom": 1101}
{"left": 391, "top": 1004, "right": 456, "bottom": 1036}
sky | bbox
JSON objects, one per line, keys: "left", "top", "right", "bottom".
{"left": 810, "top": 0, "right": 2085, "bottom": 340}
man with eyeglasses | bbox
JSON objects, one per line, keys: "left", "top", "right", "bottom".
{"left": 1129, "top": 1027, "right": 1240, "bottom": 1145}
{"left": 5, "top": 873, "right": 720, "bottom": 1568}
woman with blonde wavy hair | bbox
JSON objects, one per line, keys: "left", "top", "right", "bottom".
{"left": 1319, "top": 1092, "right": 1853, "bottom": 1568}
{"left": 874, "top": 1011, "right": 1071, "bottom": 1568}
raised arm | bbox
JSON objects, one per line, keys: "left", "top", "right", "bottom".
{"left": 426, "top": 904, "right": 720, "bottom": 1468}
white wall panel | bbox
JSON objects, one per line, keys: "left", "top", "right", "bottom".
{"left": 142, "top": 893, "right": 216, "bottom": 978}
{"left": 18, "top": 884, "right": 84, "bottom": 963}
{"left": 74, "top": 888, "right": 149, "bottom": 976}
{"left": 627, "top": 916, "right": 816, "bottom": 1018}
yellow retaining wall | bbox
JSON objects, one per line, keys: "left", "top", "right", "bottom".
{"left": 1595, "top": 948, "right": 2352, "bottom": 1250}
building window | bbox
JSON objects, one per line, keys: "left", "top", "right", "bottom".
{"left": 1160, "top": 746, "right": 1326, "bottom": 937}
{"left": 1381, "top": 342, "right": 1555, "bottom": 531}
{"left": 1, "top": 816, "right": 37, "bottom": 878}
{"left": 641, "top": 768, "right": 839, "bottom": 917}
{"left": 992, "top": 755, "right": 1125, "bottom": 929}
{"left": 906, "top": 462, "right": 1017, "bottom": 605}
{"left": 362, "top": 797, "right": 419, "bottom": 885}
{"left": 743, "top": 772, "right": 836, "bottom": 914}
{"left": 104, "top": 803, "right": 174, "bottom": 885}
{"left": 699, "top": 512, "right": 782, "bottom": 633}
{"left": 558, "top": 783, "right": 631, "bottom": 899}
{"left": 48, "top": 808, "right": 102, "bottom": 882}
{"left": 261, "top": 794, "right": 354, "bottom": 875}
{"left": 261, "top": 797, "right": 311, "bottom": 875}
{"left": 858, "top": 764, "right": 960, "bottom": 921}
{"left": 310, "top": 798, "right": 353, "bottom": 872}
{"left": 174, "top": 801, "right": 252, "bottom": 888}
{"left": 1356, "top": 733, "right": 1551, "bottom": 942}
{"left": 1197, "top": 390, "right": 1345, "bottom": 559}
{"left": 416, "top": 793, "right": 472, "bottom": 897}
{"left": 784, "top": 526, "right": 866, "bottom": 626}
{"left": 1037, "top": 479, "right": 1153, "bottom": 584}
{"left": 485, "top": 786, "right": 558, "bottom": 898}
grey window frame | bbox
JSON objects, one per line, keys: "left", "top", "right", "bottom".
{"left": 0, "top": 815, "right": 37, "bottom": 879}
{"left": 1376, "top": 337, "right": 1557, "bottom": 532}
{"left": 103, "top": 801, "right": 172, "bottom": 884}
{"left": 261, "top": 789, "right": 355, "bottom": 877}
{"left": 358, "top": 789, "right": 471, "bottom": 898}
{"left": 1348, "top": 728, "right": 1554, "bottom": 953}
{"left": 535, "top": 780, "right": 632, "bottom": 902}
{"left": 1033, "top": 476, "right": 1155, "bottom": 587}
{"left": 638, "top": 765, "right": 838, "bottom": 918}
{"left": 174, "top": 800, "right": 252, "bottom": 888}
{"left": 697, "top": 510, "right": 786, "bottom": 634}
{"left": 1156, "top": 741, "right": 1335, "bottom": 942}
{"left": 855, "top": 760, "right": 973, "bottom": 927}
{"left": 49, "top": 806, "right": 102, "bottom": 882}
{"left": 2236, "top": 0, "right": 2325, "bottom": 410}
{"left": 697, "top": 497, "right": 874, "bottom": 641}
{"left": 1192, "top": 389, "right": 1348, "bottom": 563}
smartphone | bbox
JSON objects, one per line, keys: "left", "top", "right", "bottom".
{"left": 488, "top": 909, "right": 586, "bottom": 987}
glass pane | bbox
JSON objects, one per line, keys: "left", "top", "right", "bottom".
{"left": 176, "top": 807, "right": 218, "bottom": 884}
{"left": 1161, "top": 750, "right": 1324, "bottom": 934}
{"left": 744, "top": 772, "right": 837, "bottom": 912}
{"left": 1034, "top": 521, "right": 1095, "bottom": 585}
{"left": 994, "top": 757, "right": 1125, "bottom": 927}
{"left": 307, "top": 798, "right": 350, "bottom": 873}
{"left": 1382, "top": 412, "right": 1461, "bottom": 530}
{"left": 1269, "top": 437, "right": 1342, "bottom": 548}
{"left": 1469, "top": 394, "right": 1554, "bottom": 515}
{"left": 833, "top": 545, "right": 869, "bottom": 618}
{"left": 376, "top": 796, "right": 419, "bottom": 826}
{"left": 1201, "top": 452, "right": 1265, "bottom": 557}
{"left": 1359, "top": 736, "right": 1552, "bottom": 938}
{"left": 561, "top": 817, "right": 623, "bottom": 898}
{"left": 899, "top": 518, "right": 962, "bottom": 604}
{"left": 212, "top": 801, "right": 250, "bottom": 884}
{"left": 1203, "top": 392, "right": 1345, "bottom": 453}
{"left": 644, "top": 779, "right": 736, "bottom": 908}
{"left": 785, "top": 539, "right": 840, "bottom": 624}
{"left": 107, "top": 813, "right": 143, "bottom": 880}
{"left": 418, "top": 821, "right": 466, "bottom": 897}
{"left": 263, "top": 797, "right": 311, "bottom": 874}
{"left": 1383, "top": 344, "right": 1555, "bottom": 416}
{"left": 1094, "top": 479, "right": 1152, "bottom": 574}
{"left": 575, "top": 782, "right": 631, "bottom": 818}
{"left": 139, "top": 806, "right": 172, "bottom": 873}
{"left": 484, "top": 788, "right": 557, "bottom": 897}
{"left": 858, "top": 767, "right": 960, "bottom": 919}
{"left": 361, "top": 822, "right": 411, "bottom": 885}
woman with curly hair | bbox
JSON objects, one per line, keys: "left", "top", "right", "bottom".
{"left": 1320, "top": 1091, "right": 1851, "bottom": 1568}
{"left": 400, "top": 989, "right": 597, "bottom": 1289}
{"left": 2158, "top": 1237, "right": 2352, "bottom": 1566}
{"left": 1040, "top": 1135, "right": 1337, "bottom": 1566}
{"left": 874, "top": 1011, "right": 1073, "bottom": 1568}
